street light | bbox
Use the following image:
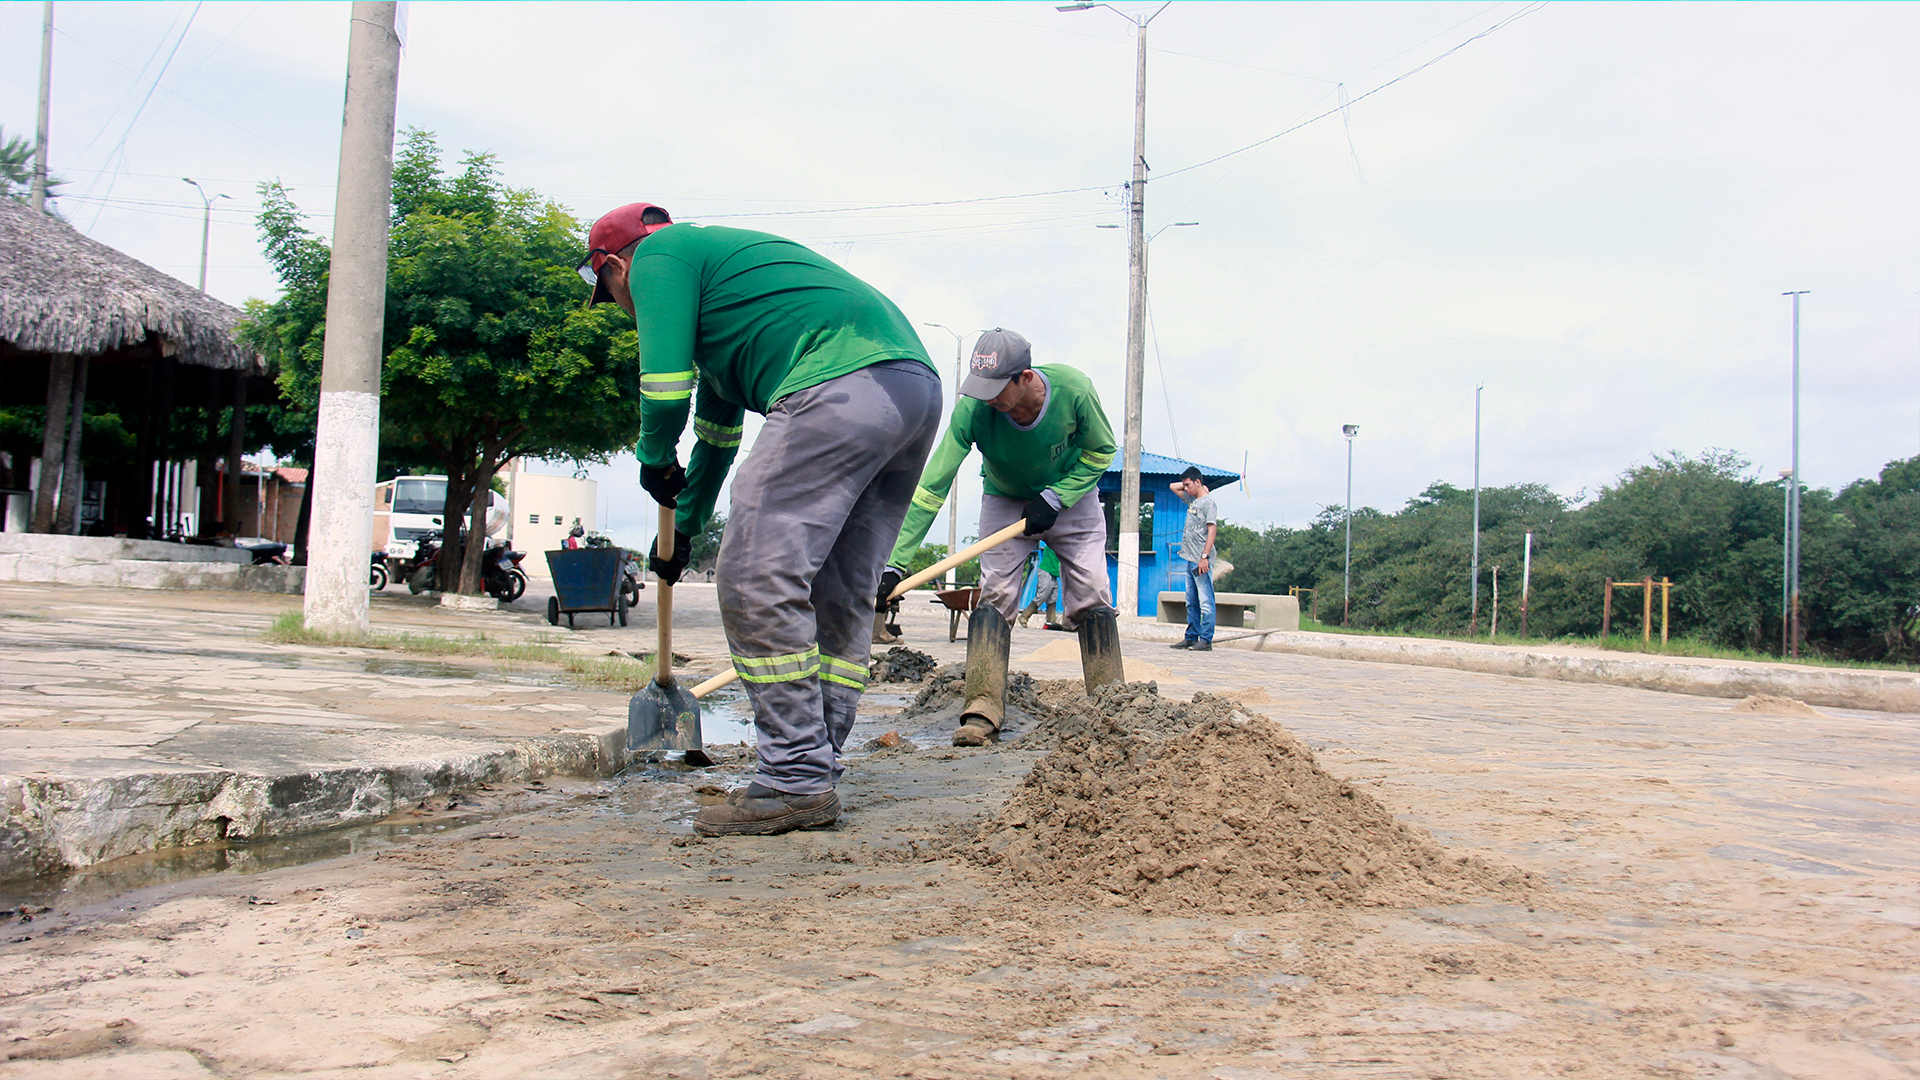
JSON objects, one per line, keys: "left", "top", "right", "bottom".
{"left": 1777, "top": 467, "right": 1792, "bottom": 656}
{"left": 1783, "top": 290, "right": 1809, "bottom": 659}
{"left": 181, "top": 178, "right": 231, "bottom": 293}
{"left": 1061, "top": 0, "right": 1172, "bottom": 618}
{"left": 923, "top": 322, "right": 981, "bottom": 581}
{"left": 1342, "top": 424, "right": 1358, "bottom": 627}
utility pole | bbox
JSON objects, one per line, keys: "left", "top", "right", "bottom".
{"left": 1342, "top": 424, "right": 1357, "bottom": 627}
{"left": 1059, "top": 0, "right": 1170, "bottom": 618}
{"left": 182, "top": 179, "right": 230, "bottom": 292}
{"left": 303, "top": 1, "right": 402, "bottom": 635}
{"left": 31, "top": 2, "right": 53, "bottom": 212}
{"left": 1469, "top": 384, "right": 1483, "bottom": 635}
{"left": 1783, "top": 291, "right": 1809, "bottom": 660}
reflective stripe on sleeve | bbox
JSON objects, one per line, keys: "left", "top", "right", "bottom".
{"left": 694, "top": 417, "right": 744, "bottom": 449}
{"left": 819, "top": 654, "right": 869, "bottom": 691}
{"left": 640, "top": 369, "right": 697, "bottom": 402}
{"left": 910, "top": 486, "right": 946, "bottom": 513}
{"left": 1080, "top": 449, "right": 1115, "bottom": 469}
{"left": 731, "top": 645, "right": 820, "bottom": 684}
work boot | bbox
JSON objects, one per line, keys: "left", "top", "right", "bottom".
{"left": 953, "top": 715, "right": 998, "bottom": 746}
{"left": 1191, "top": 641, "right": 1212, "bottom": 652}
{"left": 1169, "top": 639, "right": 1193, "bottom": 650}
{"left": 1077, "top": 607, "right": 1125, "bottom": 694}
{"left": 696, "top": 783, "right": 839, "bottom": 836}
{"left": 955, "top": 604, "right": 1011, "bottom": 746}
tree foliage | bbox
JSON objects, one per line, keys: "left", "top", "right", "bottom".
{"left": 240, "top": 130, "right": 642, "bottom": 592}
{"left": 1216, "top": 450, "right": 1919, "bottom": 663}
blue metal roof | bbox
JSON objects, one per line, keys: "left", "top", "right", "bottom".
{"left": 1099, "top": 450, "right": 1240, "bottom": 489}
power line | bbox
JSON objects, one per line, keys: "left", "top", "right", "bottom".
{"left": 1157, "top": 2, "right": 1549, "bottom": 182}
{"left": 84, "top": 3, "right": 204, "bottom": 231}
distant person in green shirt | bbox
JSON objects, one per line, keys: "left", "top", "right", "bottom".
{"left": 880, "top": 328, "right": 1119, "bottom": 745}
{"left": 582, "top": 202, "right": 941, "bottom": 836}
{"left": 1017, "top": 542, "right": 1060, "bottom": 628}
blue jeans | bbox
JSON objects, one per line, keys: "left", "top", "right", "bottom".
{"left": 1184, "top": 563, "right": 1215, "bottom": 643}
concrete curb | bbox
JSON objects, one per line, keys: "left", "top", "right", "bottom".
{"left": 0, "top": 724, "right": 627, "bottom": 882}
{"left": 1115, "top": 620, "right": 1920, "bottom": 713}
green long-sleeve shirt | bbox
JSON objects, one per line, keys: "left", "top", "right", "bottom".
{"left": 888, "top": 364, "right": 1116, "bottom": 568}
{"left": 628, "top": 223, "right": 933, "bottom": 534}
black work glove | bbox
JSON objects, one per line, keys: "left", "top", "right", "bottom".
{"left": 1020, "top": 494, "right": 1060, "bottom": 536}
{"left": 876, "top": 567, "right": 904, "bottom": 612}
{"left": 650, "top": 529, "right": 692, "bottom": 585}
{"left": 640, "top": 461, "right": 688, "bottom": 508}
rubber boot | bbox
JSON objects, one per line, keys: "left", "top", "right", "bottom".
{"left": 956, "top": 604, "right": 1011, "bottom": 745}
{"left": 1016, "top": 601, "right": 1039, "bottom": 628}
{"left": 1078, "top": 607, "right": 1124, "bottom": 695}
{"left": 871, "top": 611, "right": 899, "bottom": 645}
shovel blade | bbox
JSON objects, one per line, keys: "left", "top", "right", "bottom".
{"left": 628, "top": 679, "right": 705, "bottom": 760}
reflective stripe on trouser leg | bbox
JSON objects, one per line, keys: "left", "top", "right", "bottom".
{"left": 716, "top": 361, "right": 942, "bottom": 795}
{"left": 978, "top": 491, "right": 1112, "bottom": 625}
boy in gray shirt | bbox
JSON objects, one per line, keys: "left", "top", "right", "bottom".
{"left": 1169, "top": 466, "right": 1218, "bottom": 651}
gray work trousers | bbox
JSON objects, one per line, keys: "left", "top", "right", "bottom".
{"left": 717, "top": 360, "right": 942, "bottom": 795}
{"left": 978, "top": 492, "right": 1112, "bottom": 626}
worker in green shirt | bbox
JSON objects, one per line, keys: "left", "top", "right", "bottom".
{"left": 582, "top": 202, "right": 941, "bottom": 836}
{"left": 880, "top": 328, "right": 1119, "bottom": 745}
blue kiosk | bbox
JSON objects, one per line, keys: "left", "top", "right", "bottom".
{"left": 1099, "top": 452, "right": 1240, "bottom": 617}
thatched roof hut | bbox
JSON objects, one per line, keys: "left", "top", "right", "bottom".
{"left": 2, "top": 197, "right": 270, "bottom": 537}
{"left": 0, "top": 196, "right": 251, "bottom": 368}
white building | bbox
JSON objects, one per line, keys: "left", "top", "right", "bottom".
{"left": 504, "top": 461, "right": 598, "bottom": 579}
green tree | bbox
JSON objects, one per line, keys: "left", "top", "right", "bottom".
{"left": 241, "top": 130, "right": 642, "bottom": 594}
{"left": 0, "top": 126, "right": 66, "bottom": 208}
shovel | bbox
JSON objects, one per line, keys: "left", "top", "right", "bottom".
{"left": 683, "top": 518, "right": 1030, "bottom": 701}
{"left": 627, "top": 506, "right": 713, "bottom": 766}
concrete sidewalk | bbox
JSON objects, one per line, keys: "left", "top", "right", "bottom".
{"left": 4, "top": 578, "right": 1913, "bottom": 886}
{"left": 1117, "top": 614, "right": 1920, "bottom": 712}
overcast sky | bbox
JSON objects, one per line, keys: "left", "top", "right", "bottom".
{"left": 4, "top": 1, "right": 1916, "bottom": 548}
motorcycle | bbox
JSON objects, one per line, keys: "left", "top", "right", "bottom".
{"left": 242, "top": 541, "right": 289, "bottom": 566}
{"left": 406, "top": 531, "right": 445, "bottom": 594}
{"left": 406, "top": 531, "right": 525, "bottom": 603}
{"left": 485, "top": 542, "right": 528, "bottom": 603}
{"left": 370, "top": 549, "right": 390, "bottom": 591}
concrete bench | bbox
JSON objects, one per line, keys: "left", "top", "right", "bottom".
{"left": 1157, "top": 591, "right": 1299, "bottom": 631}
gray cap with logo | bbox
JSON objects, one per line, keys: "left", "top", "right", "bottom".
{"left": 958, "top": 328, "right": 1033, "bottom": 400}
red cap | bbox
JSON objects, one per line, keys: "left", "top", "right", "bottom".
{"left": 578, "top": 203, "right": 674, "bottom": 304}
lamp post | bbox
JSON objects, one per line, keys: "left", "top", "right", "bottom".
{"left": 181, "top": 178, "right": 231, "bottom": 293}
{"left": 1061, "top": 0, "right": 1171, "bottom": 618}
{"left": 1469, "top": 384, "right": 1483, "bottom": 635}
{"left": 1782, "top": 291, "right": 1809, "bottom": 659}
{"left": 1342, "top": 424, "right": 1358, "bottom": 627}
{"left": 1777, "top": 467, "right": 1792, "bottom": 656}
{"left": 922, "top": 322, "right": 977, "bottom": 578}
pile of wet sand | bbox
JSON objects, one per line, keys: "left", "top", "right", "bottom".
{"left": 905, "top": 663, "right": 1057, "bottom": 720}
{"left": 971, "top": 683, "right": 1538, "bottom": 914}
{"left": 1730, "top": 694, "right": 1823, "bottom": 717}
{"left": 869, "top": 646, "right": 938, "bottom": 684}
{"left": 1019, "top": 680, "right": 1238, "bottom": 749}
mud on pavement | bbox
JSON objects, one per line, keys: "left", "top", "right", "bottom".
{"left": 1, "top": 672, "right": 1915, "bottom": 1078}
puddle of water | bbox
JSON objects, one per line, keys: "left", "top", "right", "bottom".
{"left": 0, "top": 802, "right": 569, "bottom": 912}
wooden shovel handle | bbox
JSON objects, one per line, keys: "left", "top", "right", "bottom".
{"left": 655, "top": 505, "right": 674, "bottom": 687}
{"left": 686, "top": 517, "right": 1030, "bottom": 699}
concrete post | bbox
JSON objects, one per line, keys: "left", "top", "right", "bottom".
{"left": 303, "top": 1, "right": 401, "bottom": 635}
{"left": 30, "top": 2, "right": 52, "bottom": 213}
{"left": 1115, "top": 18, "right": 1149, "bottom": 620}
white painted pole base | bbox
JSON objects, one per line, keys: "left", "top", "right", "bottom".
{"left": 1117, "top": 530, "right": 1140, "bottom": 618}
{"left": 303, "top": 389, "right": 380, "bottom": 635}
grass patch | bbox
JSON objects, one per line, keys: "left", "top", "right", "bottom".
{"left": 1292, "top": 615, "right": 1915, "bottom": 672}
{"left": 262, "top": 612, "right": 655, "bottom": 690}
